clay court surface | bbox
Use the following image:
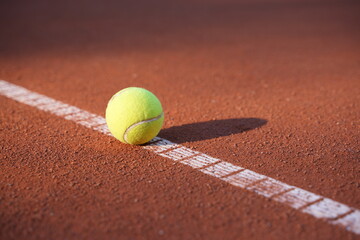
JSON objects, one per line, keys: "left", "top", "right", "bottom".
{"left": 1, "top": 0, "right": 359, "bottom": 239}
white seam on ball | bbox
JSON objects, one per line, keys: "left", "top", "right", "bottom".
{"left": 123, "top": 112, "right": 164, "bottom": 144}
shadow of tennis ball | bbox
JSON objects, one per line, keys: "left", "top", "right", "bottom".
{"left": 159, "top": 118, "right": 267, "bottom": 143}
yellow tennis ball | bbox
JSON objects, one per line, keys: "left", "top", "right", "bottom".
{"left": 105, "top": 87, "right": 164, "bottom": 145}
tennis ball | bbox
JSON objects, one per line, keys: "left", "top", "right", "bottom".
{"left": 105, "top": 87, "right": 164, "bottom": 145}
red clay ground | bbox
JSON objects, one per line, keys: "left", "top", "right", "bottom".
{"left": 0, "top": 0, "right": 359, "bottom": 239}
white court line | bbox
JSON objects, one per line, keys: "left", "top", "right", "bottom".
{"left": 0, "top": 79, "right": 359, "bottom": 235}
{"left": 181, "top": 154, "right": 221, "bottom": 169}
{"left": 199, "top": 161, "right": 244, "bottom": 178}
{"left": 159, "top": 147, "right": 201, "bottom": 161}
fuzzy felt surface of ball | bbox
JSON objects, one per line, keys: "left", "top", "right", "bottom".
{"left": 105, "top": 87, "right": 164, "bottom": 145}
